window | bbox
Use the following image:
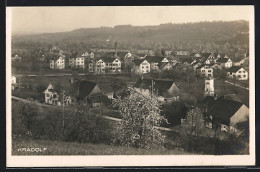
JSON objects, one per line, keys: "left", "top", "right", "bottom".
{"left": 146, "top": 66, "right": 148, "bottom": 68}
{"left": 244, "top": 75, "right": 246, "bottom": 77}
{"left": 46, "top": 94, "right": 49, "bottom": 97}
{"left": 208, "top": 74, "right": 212, "bottom": 77}
{"left": 208, "top": 70, "right": 211, "bottom": 72}
{"left": 202, "top": 70, "right": 205, "bottom": 72}
{"left": 142, "top": 66, "right": 144, "bottom": 68}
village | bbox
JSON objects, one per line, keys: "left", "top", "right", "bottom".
{"left": 11, "top": 43, "right": 250, "bottom": 139}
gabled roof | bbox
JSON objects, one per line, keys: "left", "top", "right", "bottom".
{"left": 100, "top": 57, "right": 117, "bottom": 63}
{"left": 178, "top": 58, "right": 193, "bottom": 64}
{"left": 134, "top": 78, "right": 176, "bottom": 91}
{"left": 70, "top": 80, "right": 98, "bottom": 99}
{"left": 88, "top": 92, "right": 110, "bottom": 103}
{"left": 99, "top": 83, "right": 114, "bottom": 94}
{"left": 145, "top": 56, "right": 164, "bottom": 63}
{"left": 227, "top": 66, "right": 243, "bottom": 73}
{"left": 216, "top": 58, "right": 229, "bottom": 63}
{"left": 201, "top": 53, "right": 211, "bottom": 58}
{"left": 204, "top": 96, "right": 244, "bottom": 125}
{"left": 133, "top": 59, "right": 146, "bottom": 66}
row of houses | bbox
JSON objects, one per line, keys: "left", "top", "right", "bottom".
{"left": 43, "top": 76, "right": 248, "bottom": 134}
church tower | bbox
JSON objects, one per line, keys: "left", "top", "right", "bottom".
{"left": 205, "top": 77, "right": 214, "bottom": 96}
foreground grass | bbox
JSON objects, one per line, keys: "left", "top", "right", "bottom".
{"left": 12, "top": 138, "right": 191, "bottom": 155}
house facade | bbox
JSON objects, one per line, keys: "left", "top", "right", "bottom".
{"left": 227, "top": 66, "right": 248, "bottom": 80}
{"left": 216, "top": 58, "right": 232, "bottom": 69}
{"left": 134, "top": 78, "right": 180, "bottom": 103}
{"left": 95, "top": 59, "right": 106, "bottom": 73}
{"left": 204, "top": 96, "right": 249, "bottom": 132}
{"left": 198, "top": 65, "right": 214, "bottom": 77}
{"left": 133, "top": 59, "right": 151, "bottom": 74}
{"left": 43, "top": 83, "right": 60, "bottom": 105}
{"left": 50, "top": 56, "right": 65, "bottom": 69}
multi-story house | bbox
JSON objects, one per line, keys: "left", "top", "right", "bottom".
{"left": 216, "top": 58, "right": 232, "bottom": 69}
{"left": 102, "top": 57, "right": 122, "bottom": 72}
{"left": 50, "top": 56, "right": 65, "bottom": 69}
{"left": 197, "top": 64, "right": 214, "bottom": 77}
{"left": 43, "top": 83, "right": 60, "bottom": 105}
{"left": 75, "top": 57, "right": 85, "bottom": 68}
{"left": 95, "top": 59, "right": 106, "bottom": 73}
{"left": 133, "top": 59, "right": 151, "bottom": 74}
{"left": 145, "top": 56, "right": 169, "bottom": 71}
{"left": 227, "top": 66, "right": 248, "bottom": 80}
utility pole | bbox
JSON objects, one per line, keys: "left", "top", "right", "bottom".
{"left": 151, "top": 80, "right": 154, "bottom": 97}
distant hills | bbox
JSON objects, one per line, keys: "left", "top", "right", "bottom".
{"left": 12, "top": 20, "right": 249, "bottom": 50}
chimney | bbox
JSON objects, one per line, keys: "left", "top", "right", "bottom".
{"left": 115, "top": 42, "right": 118, "bottom": 57}
{"left": 70, "top": 78, "right": 73, "bottom": 83}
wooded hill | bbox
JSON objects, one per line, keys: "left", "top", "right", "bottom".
{"left": 12, "top": 20, "right": 249, "bottom": 51}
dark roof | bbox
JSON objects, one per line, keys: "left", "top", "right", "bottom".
{"left": 178, "top": 58, "right": 193, "bottom": 64}
{"left": 101, "top": 57, "right": 117, "bottom": 63}
{"left": 134, "top": 78, "right": 175, "bottom": 91}
{"left": 71, "top": 80, "right": 97, "bottom": 99}
{"left": 133, "top": 59, "right": 146, "bottom": 66}
{"left": 201, "top": 53, "right": 211, "bottom": 58}
{"left": 216, "top": 58, "right": 229, "bottom": 63}
{"left": 227, "top": 66, "right": 242, "bottom": 73}
{"left": 48, "top": 89, "right": 58, "bottom": 93}
{"left": 205, "top": 96, "right": 243, "bottom": 125}
{"left": 98, "top": 83, "right": 114, "bottom": 94}
{"left": 88, "top": 92, "right": 110, "bottom": 103}
{"left": 145, "top": 56, "right": 164, "bottom": 63}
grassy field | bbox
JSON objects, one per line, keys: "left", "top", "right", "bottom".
{"left": 12, "top": 138, "right": 191, "bottom": 155}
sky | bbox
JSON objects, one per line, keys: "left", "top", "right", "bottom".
{"left": 9, "top": 6, "right": 252, "bottom": 34}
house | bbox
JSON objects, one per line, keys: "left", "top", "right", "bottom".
{"left": 70, "top": 79, "right": 110, "bottom": 107}
{"left": 197, "top": 64, "right": 214, "bottom": 77}
{"left": 145, "top": 56, "right": 169, "bottom": 71}
{"left": 134, "top": 78, "right": 181, "bottom": 103}
{"left": 204, "top": 96, "right": 249, "bottom": 132}
{"left": 160, "top": 62, "right": 174, "bottom": 71}
{"left": 175, "top": 50, "right": 190, "bottom": 56}
{"left": 11, "top": 75, "right": 19, "bottom": 90}
{"left": 50, "top": 56, "right": 65, "bottom": 69}
{"left": 99, "top": 83, "right": 114, "bottom": 100}
{"left": 95, "top": 59, "right": 106, "bottom": 74}
{"left": 12, "top": 54, "right": 22, "bottom": 62}
{"left": 216, "top": 58, "right": 232, "bottom": 69}
{"left": 69, "top": 58, "right": 75, "bottom": 68}
{"left": 227, "top": 66, "right": 248, "bottom": 80}
{"left": 190, "top": 53, "right": 201, "bottom": 58}
{"left": 102, "top": 57, "right": 122, "bottom": 72}
{"left": 75, "top": 56, "right": 85, "bottom": 68}
{"left": 133, "top": 59, "right": 151, "bottom": 74}
{"left": 43, "top": 84, "right": 60, "bottom": 105}
{"left": 89, "top": 52, "right": 95, "bottom": 59}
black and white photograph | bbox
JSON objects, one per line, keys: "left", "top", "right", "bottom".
{"left": 6, "top": 6, "right": 255, "bottom": 167}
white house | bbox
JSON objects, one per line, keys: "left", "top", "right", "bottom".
{"left": 133, "top": 59, "right": 150, "bottom": 74}
{"left": 95, "top": 59, "right": 106, "bottom": 73}
{"left": 75, "top": 57, "right": 85, "bottom": 68}
{"left": 227, "top": 66, "right": 248, "bottom": 80}
{"left": 50, "top": 56, "right": 65, "bottom": 69}
{"left": 43, "top": 83, "right": 60, "bottom": 105}
{"left": 198, "top": 65, "right": 214, "bottom": 77}
{"left": 216, "top": 58, "right": 232, "bottom": 69}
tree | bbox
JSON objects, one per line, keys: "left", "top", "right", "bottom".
{"left": 112, "top": 89, "right": 167, "bottom": 149}
{"left": 181, "top": 107, "right": 205, "bottom": 137}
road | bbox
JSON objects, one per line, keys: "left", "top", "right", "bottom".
{"left": 11, "top": 96, "right": 177, "bottom": 132}
{"left": 224, "top": 80, "right": 249, "bottom": 90}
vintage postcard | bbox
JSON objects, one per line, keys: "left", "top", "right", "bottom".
{"left": 6, "top": 6, "right": 255, "bottom": 167}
